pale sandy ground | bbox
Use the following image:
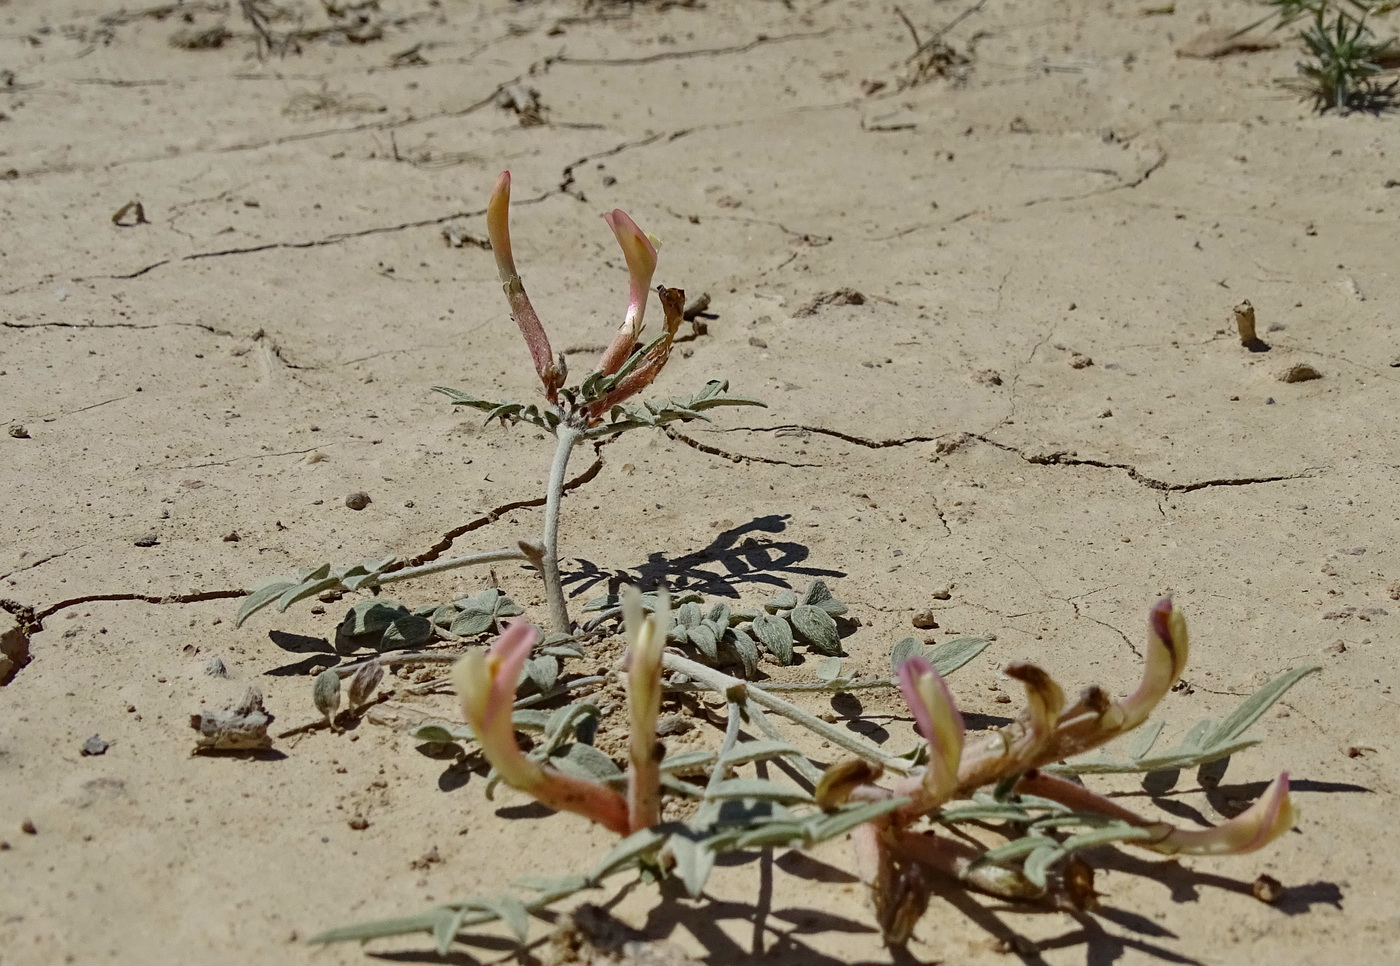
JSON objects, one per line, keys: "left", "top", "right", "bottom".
{"left": 2, "top": 0, "right": 1398, "bottom": 963}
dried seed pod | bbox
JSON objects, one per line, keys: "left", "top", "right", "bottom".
{"left": 313, "top": 668, "right": 341, "bottom": 725}
{"left": 347, "top": 658, "right": 384, "bottom": 710}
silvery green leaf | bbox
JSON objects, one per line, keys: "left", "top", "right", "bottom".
{"left": 347, "top": 658, "right": 384, "bottom": 708}
{"left": 431, "top": 386, "right": 508, "bottom": 412}
{"left": 276, "top": 575, "right": 340, "bottom": 613}
{"left": 718, "top": 740, "right": 801, "bottom": 769}
{"left": 927, "top": 637, "right": 991, "bottom": 677}
{"left": 977, "top": 835, "right": 1058, "bottom": 867}
{"left": 433, "top": 907, "right": 469, "bottom": 955}
{"left": 551, "top": 739, "right": 624, "bottom": 784}
{"left": 660, "top": 750, "right": 716, "bottom": 775}
{"left": 734, "top": 821, "right": 808, "bottom": 849}
{"left": 591, "top": 827, "right": 668, "bottom": 881}
{"left": 937, "top": 802, "right": 1035, "bottom": 824}
{"left": 790, "top": 604, "right": 841, "bottom": 655}
{"left": 1057, "top": 737, "right": 1261, "bottom": 775}
{"left": 667, "top": 834, "right": 717, "bottom": 897}
{"left": 704, "top": 779, "right": 813, "bottom": 805}
{"left": 1022, "top": 844, "right": 1064, "bottom": 889}
{"left": 510, "top": 709, "right": 550, "bottom": 732}
{"left": 1207, "top": 665, "right": 1320, "bottom": 746}
{"left": 545, "top": 703, "right": 601, "bottom": 745}
{"left": 540, "top": 639, "right": 583, "bottom": 658}
{"left": 342, "top": 598, "right": 409, "bottom": 635}
{"left": 381, "top": 615, "right": 434, "bottom": 650}
{"left": 765, "top": 590, "right": 798, "bottom": 613}
{"left": 234, "top": 578, "right": 298, "bottom": 627}
{"left": 464, "top": 896, "right": 531, "bottom": 944}
{"left": 889, "top": 637, "right": 924, "bottom": 674}
{"left": 514, "top": 874, "right": 589, "bottom": 895}
{"left": 312, "top": 669, "right": 341, "bottom": 723}
{"left": 450, "top": 609, "right": 494, "bottom": 637}
{"left": 750, "top": 614, "right": 794, "bottom": 664}
{"left": 1127, "top": 720, "right": 1165, "bottom": 761}
{"left": 706, "top": 603, "right": 731, "bottom": 626}
{"left": 799, "top": 580, "right": 834, "bottom": 607}
{"left": 688, "top": 624, "right": 719, "bottom": 663}
{"left": 411, "top": 722, "right": 476, "bottom": 743}
{"left": 727, "top": 628, "right": 760, "bottom": 678}
{"left": 526, "top": 656, "right": 559, "bottom": 693}
{"left": 808, "top": 798, "right": 908, "bottom": 842}
{"left": 1058, "top": 824, "right": 1156, "bottom": 852}
{"left": 676, "top": 602, "right": 703, "bottom": 628}
{"left": 309, "top": 908, "right": 455, "bottom": 945}
{"left": 1179, "top": 718, "right": 1217, "bottom": 751}
{"left": 430, "top": 604, "right": 460, "bottom": 629}
{"left": 815, "top": 656, "right": 843, "bottom": 682}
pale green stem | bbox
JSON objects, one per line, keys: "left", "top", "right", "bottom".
{"left": 543, "top": 425, "right": 582, "bottom": 633}
{"left": 741, "top": 700, "right": 824, "bottom": 785}
{"left": 661, "top": 653, "right": 912, "bottom": 775}
{"left": 376, "top": 548, "right": 527, "bottom": 586}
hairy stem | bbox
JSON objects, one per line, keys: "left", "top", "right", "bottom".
{"left": 661, "top": 653, "right": 912, "bottom": 775}
{"left": 378, "top": 548, "right": 528, "bottom": 586}
{"left": 543, "top": 425, "right": 582, "bottom": 633}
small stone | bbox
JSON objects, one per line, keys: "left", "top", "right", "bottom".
{"left": 7, "top": 424, "right": 29, "bottom": 439}
{"left": 1252, "top": 874, "right": 1285, "bottom": 904}
{"left": 747, "top": 336, "right": 768, "bottom": 349}
{"left": 222, "top": 531, "right": 240, "bottom": 542}
{"left": 205, "top": 656, "right": 228, "bottom": 678}
{"left": 81, "top": 735, "right": 109, "bottom": 756}
{"left": 930, "top": 586, "right": 952, "bottom": 600}
{"left": 1097, "top": 408, "right": 1113, "bottom": 418}
{"left": 972, "top": 369, "right": 1002, "bottom": 386}
{"left": 1277, "top": 362, "right": 1322, "bottom": 383}
{"left": 345, "top": 491, "right": 372, "bottom": 510}
{"left": 133, "top": 532, "right": 159, "bottom": 547}
{"left": 1324, "top": 640, "right": 1347, "bottom": 655}
{"left": 655, "top": 714, "right": 694, "bottom": 737}
{"left": 911, "top": 609, "right": 939, "bottom": 630}
{"left": 1068, "top": 353, "right": 1093, "bottom": 369}
{"left": 994, "top": 694, "right": 1012, "bottom": 704}
{"left": 21, "top": 818, "right": 36, "bottom": 835}
{"left": 348, "top": 815, "right": 369, "bottom": 830}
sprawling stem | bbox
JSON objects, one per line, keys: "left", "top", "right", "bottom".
{"left": 543, "top": 425, "right": 582, "bottom": 633}
{"left": 378, "top": 548, "right": 528, "bottom": 586}
{"left": 660, "top": 653, "right": 913, "bottom": 775}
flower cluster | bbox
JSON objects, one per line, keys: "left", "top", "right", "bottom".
{"left": 486, "top": 172, "right": 683, "bottom": 425}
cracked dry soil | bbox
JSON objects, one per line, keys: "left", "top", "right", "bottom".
{"left": 1, "top": 1, "right": 1398, "bottom": 964}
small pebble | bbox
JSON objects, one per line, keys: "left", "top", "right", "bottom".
{"left": 348, "top": 816, "right": 369, "bottom": 830}
{"left": 911, "top": 609, "right": 939, "bottom": 630}
{"left": 1069, "top": 353, "right": 1093, "bottom": 369}
{"left": 930, "top": 586, "right": 952, "bottom": 601}
{"left": 81, "top": 735, "right": 109, "bottom": 756}
{"left": 345, "top": 491, "right": 372, "bottom": 510}
{"left": 655, "top": 714, "right": 694, "bottom": 737}
{"left": 1252, "top": 874, "right": 1285, "bottom": 904}
{"left": 222, "top": 531, "right": 240, "bottom": 542}
{"left": 134, "top": 532, "right": 159, "bottom": 547}
{"left": 8, "top": 424, "right": 29, "bottom": 439}
{"left": 21, "top": 819, "right": 36, "bottom": 835}
{"left": 205, "top": 656, "right": 229, "bottom": 678}
{"left": 1277, "top": 362, "right": 1322, "bottom": 383}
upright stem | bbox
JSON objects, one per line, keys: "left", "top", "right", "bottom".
{"left": 543, "top": 425, "right": 582, "bottom": 633}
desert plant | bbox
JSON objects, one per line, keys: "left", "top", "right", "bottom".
{"left": 1255, "top": 0, "right": 1400, "bottom": 111}
{"left": 309, "top": 595, "right": 1316, "bottom": 952}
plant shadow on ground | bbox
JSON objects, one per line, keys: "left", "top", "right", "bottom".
{"left": 355, "top": 832, "right": 1342, "bottom": 966}
{"left": 565, "top": 514, "right": 846, "bottom": 600}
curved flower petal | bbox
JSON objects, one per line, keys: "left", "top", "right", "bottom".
{"left": 1120, "top": 597, "right": 1190, "bottom": 729}
{"left": 595, "top": 210, "right": 659, "bottom": 376}
{"left": 624, "top": 586, "right": 668, "bottom": 830}
{"left": 897, "top": 656, "right": 965, "bottom": 801}
{"left": 485, "top": 171, "right": 563, "bottom": 396}
{"left": 1149, "top": 772, "right": 1297, "bottom": 856}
